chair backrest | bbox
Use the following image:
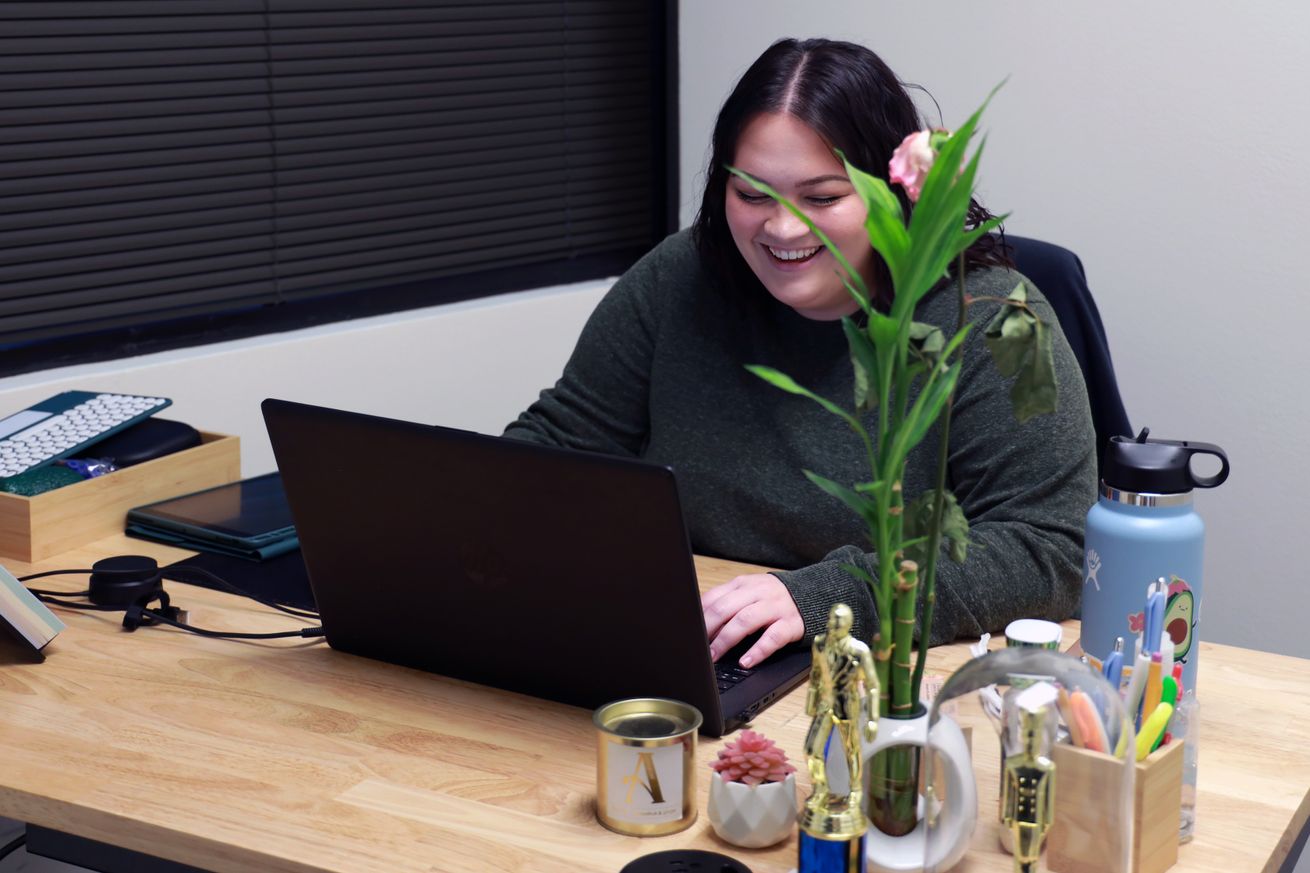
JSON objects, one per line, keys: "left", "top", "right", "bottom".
{"left": 1003, "top": 235, "right": 1131, "bottom": 473}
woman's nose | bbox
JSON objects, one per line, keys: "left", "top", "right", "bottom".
{"left": 763, "top": 202, "right": 808, "bottom": 240}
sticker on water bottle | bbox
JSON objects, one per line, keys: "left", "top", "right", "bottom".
{"left": 1126, "top": 575, "right": 1196, "bottom": 668}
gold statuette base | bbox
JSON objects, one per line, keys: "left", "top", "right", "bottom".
{"left": 799, "top": 796, "right": 868, "bottom": 840}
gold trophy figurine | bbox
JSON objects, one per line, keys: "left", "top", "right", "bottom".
{"left": 1002, "top": 703, "right": 1056, "bottom": 873}
{"left": 799, "top": 603, "right": 879, "bottom": 839}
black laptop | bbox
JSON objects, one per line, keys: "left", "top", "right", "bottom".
{"left": 261, "top": 398, "right": 810, "bottom": 736}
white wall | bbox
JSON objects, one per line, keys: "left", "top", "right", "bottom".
{"left": 0, "top": 280, "right": 608, "bottom": 476}
{"left": 680, "top": 1, "right": 1310, "bottom": 659}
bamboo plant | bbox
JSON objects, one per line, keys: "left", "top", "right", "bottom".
{"left": 735, "top": 94, "right": 1057, "bottom": 733}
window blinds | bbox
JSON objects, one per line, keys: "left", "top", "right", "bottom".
{"left": 0, "top": 0, "right": 667, "bottom": 347}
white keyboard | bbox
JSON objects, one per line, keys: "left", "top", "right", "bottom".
{"left": 0, "top": 391, "right": 172, "bottom": 480}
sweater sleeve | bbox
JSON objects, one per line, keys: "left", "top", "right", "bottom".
{"left": 502, "top": 236, "right": 677, "bottom": 454}
{"left": 773, "top": 271, "right": 1097, "bottom": 647}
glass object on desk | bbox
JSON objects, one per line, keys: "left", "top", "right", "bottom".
{"left": 1173, "top": 690, "right": 1198, "bottom": 842}
{"left": 922, "top": 648, "right": 1137, "bottom": 873}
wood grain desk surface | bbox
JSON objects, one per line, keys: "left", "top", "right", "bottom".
{"left": 1, "top": 537, "right": 1306, "bottom": 873}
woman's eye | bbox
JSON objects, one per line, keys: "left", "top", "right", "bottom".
{"left": 807, "top": 195, "right": 842, "bottom": 206}
{"left": 734, "top": 190, "right": 769, "bottom": 204}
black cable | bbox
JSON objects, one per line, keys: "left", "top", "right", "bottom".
{"left": 17, "top": 568, "right": 98, "bottom": 583}
{"left": 0, "top": 832, "right": 25, "bottom": 862}
{"left": 133, "top": 606, "right": 324, "bottom": 640}
{"left": 37, "top": 594, "right": 323, "bottom": 640}
{"left": 33, "top": 597, "right": 125, "bottom": 612}
{"left": 20, "top": 566, "right": 318, "bottom": 620}
{"left": 28, "top": 570, "right": 324, "bottom": 641}
{"left": 163, "top": 566, "right": 318, "bottom": 620}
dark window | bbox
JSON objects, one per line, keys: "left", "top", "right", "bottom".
{"left": 0, "top": 0, "right": 677, "bottom": 376}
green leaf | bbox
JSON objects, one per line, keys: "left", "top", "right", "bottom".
{"left": 727, "top": 167, "right": 872, "bottom": 312}
{"left": 978, "top": 282, "right": 1058, "bottom": 422}
{"left": 1010, "top": 316, "right": 1059, "bottom": 422}
{"left": 866, "top": 309, "right": 900, "bottom": 349}
{"left": 843, "top": 317, "right": 880, "bottom": 413}
{"left": 839, "top": 154, "right": 909, "bottom": 280}
{"left": 745, "top": 365, "right": 859, "bottom": 428}
{"left": 900, "top": 359, "right": 961, "bottom": 454}
{"left": 908, "top": 321, "right": 945, "bottom": 368}
{"left": 840, "top": 272, "right": 871, "bottom": 314}
{"left": 983, "top": 284, "right": 1037, "bottom": 377}
{"left": 803, "top": 470, "right": 879, "bottom": 527}
{"left": 952, "top": 213, "right": 1009, "bottom": 260}
{"left": 904, "top": 489, "right": 972, "bottom": 568}
{"left": 899, "top": 143, "right": 989, "bottom": 314}
{"left": 840, "top": 562, "right": 876, "bottom": 587}
{"left": 840, "top": 151, "right": 904, "bottom": 223}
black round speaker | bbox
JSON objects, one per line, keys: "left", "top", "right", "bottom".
{"left": 88, "top": 555, "right": 164, "bottom": 607}
{"left": 618, "top": 851, "right": 751, "bottom": 873}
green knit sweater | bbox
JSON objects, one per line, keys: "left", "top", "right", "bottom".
{"left": 504, "top": 230, "right": 1097, "bottom": 647}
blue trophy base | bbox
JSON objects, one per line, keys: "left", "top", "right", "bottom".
{"left": 798, "top": 831, "right": 866, "bottom": 873}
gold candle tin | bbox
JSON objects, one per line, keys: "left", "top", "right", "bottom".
{"left": 594, "top": 697, "right": 702, "bottom": 836}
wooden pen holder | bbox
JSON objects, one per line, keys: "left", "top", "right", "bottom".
{"left": 1047, "top": 739, "right": 1184, "bottom": 873}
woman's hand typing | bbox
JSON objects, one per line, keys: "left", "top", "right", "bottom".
{"left": 700, "top": 573, "right": 804, "bottom": 669}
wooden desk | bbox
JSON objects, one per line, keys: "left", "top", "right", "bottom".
{"left": 1, "top": 538, "right": 1307, "bottom": 873}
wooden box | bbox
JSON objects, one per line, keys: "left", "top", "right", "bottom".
{"left": 0, "top": 432, "right": 240, "bottom": 563}
{"left": 1047, "top": 739, "right": 1184, "bottom": 873}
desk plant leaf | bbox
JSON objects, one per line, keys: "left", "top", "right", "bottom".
{"left": 984, "top": 283, "right": 1059, "bottom": 422}
{"left": 904, "top": 489, "right": 970, "bottom": 568}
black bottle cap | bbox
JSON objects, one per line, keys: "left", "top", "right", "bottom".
{"left": 1101, "top": 427, "right": 1230, "bottom": 494}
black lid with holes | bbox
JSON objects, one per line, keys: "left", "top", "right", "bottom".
{"left": 1101, "top": 427, "right": 1229, "bottom": 494}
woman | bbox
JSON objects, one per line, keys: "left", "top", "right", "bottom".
{"left": 504, "top": 38, "right": 1096, "bottom": 669}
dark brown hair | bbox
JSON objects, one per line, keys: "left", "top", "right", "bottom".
{"left": 691, "top": 38, "right": 1008, "bottom": 309}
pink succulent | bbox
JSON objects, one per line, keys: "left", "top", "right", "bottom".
{"left": 888, "top": 130, "right": 937, "bottom": 202}
{"left": 709, "top": 729, "right": 796, "bottom": 786}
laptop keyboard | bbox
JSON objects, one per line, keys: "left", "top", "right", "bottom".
{"left": 715, "top": 662, "right": 755, "bottom": 693}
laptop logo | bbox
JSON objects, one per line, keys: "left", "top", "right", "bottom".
{"left": 457, "top": 542, "right": 510, "bottom": 590}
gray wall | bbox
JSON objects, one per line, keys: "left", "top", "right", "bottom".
{"left": 680, "top": 1, "right": 1310, "bottom": 660}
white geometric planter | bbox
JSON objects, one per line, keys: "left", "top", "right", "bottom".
{"left": 706, "top": 772, "right": 797, "bottom": 849}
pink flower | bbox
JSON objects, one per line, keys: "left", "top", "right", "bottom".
{"left": 1167, "top": 576, "right": 1190, "bottom": 597}
{"left": 889, "top": 130, "right": 937, "bottom": 202}
{"left": 709, "top": 729, "right": 796, "bottom": 786}
{"left": 1127, "top": 611, "right": 1145, "bottom": 634}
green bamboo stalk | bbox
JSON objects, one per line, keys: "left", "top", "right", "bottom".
{"left": 891, "top": 559, "right": 918, "bottom": 715}
{"left": 875, "top": 485, "right": 894, "bottom": 713}
{"left": 911, "top": 252, "right": 969, "bottom": 702}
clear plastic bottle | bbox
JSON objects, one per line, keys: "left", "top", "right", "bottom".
{"left": 1173, "top": 690, "right": 1199, "bottom": 842}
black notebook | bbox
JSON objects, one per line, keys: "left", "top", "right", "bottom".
{"left": 127, "top": 473, "right": 299, "bottom": 561}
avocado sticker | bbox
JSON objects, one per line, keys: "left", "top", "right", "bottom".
{"left": 1125, "top": 576, "right": 1195, "bottom": 664}
{"left": 1164, "top": 580, "right": 1195, "bottom": 660}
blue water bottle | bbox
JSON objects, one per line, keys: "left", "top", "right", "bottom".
{"left": 1080, "top": 428, "right": 1229, "bottom": 697}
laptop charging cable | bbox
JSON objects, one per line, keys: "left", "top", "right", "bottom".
{"left": 20, "top": 555, "right": 324, "bottom": 641}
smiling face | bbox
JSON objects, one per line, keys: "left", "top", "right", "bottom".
{"left": 725, "top": 112, "right": 875, "bottom": 320}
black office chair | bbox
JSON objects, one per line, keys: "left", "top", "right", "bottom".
{"left": 1002, "top": 235, "right": 1131, "bottom": 473}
